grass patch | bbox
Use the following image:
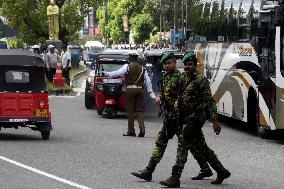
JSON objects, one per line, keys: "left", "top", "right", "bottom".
{"left": 70, "top": 65, "right": 85, "bottom": 79}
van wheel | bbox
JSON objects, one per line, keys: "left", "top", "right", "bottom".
{"left": 41, "top": 131, "right": 50, "bottom": 140}
{"left": 97, "top": 109, "right": 103, "bottom": 115}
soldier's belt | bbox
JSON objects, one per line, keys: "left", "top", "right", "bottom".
{"left": 127, "top": 85, "right": 143, "bottom": 89}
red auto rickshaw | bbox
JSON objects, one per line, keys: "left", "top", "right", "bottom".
{"left": 85, "top": 50, "right": 139, "bottom": 118}
{"left": 0, "top": 49, "right": 52, "bottom": 140}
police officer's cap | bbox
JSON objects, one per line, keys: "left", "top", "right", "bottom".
{"left": 182, "top": 52, "right": 197, "bottom": 64}
{"left": 129, "top": 53, "right": 139, "bottom": 62}
{"left": 160, "top": 52, "right": 175, "bottom": 64}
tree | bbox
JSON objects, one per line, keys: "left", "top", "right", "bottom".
{"left": 0, "top": 0, "right": 93, "bottom": 44}
{"left": 130, "top": 13, "right": 153, "bottom": 44}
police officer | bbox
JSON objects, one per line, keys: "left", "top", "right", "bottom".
{"left": 103, "top": 53, "right": 155, "bottom": 137}
{"left": 131, "top": 52, "right": 212, "bottom": 182}
{"left": 159, "top": 53, "right": 231, "bottom": 188}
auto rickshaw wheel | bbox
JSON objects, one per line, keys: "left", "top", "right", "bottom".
{"left": 41, "top": 131, "right": 50, "bottom": 140}
{"left": 97, "top": 109, "right": 103, "bottom": 115}
{"left": 106, "top": 107, "right": 115, "bottom": 119}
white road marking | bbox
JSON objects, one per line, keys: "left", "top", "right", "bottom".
{"left": 0, "top": 156, "right": 91, "bottom": 189}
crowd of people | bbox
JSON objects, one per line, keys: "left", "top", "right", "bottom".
{"left": 32, "top": 43, "right": 72, "bottom": 85}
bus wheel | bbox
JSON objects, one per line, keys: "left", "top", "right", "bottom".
{"left": 257, "top": 124, "right": 270, "bottom": 139}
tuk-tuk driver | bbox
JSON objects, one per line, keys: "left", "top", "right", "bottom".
{"left": 103, "top": 53, "right": 156, "bottom": 137}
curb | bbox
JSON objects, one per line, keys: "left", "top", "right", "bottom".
{"left": 70, "top": 69, "right": 88, "bottom": 87}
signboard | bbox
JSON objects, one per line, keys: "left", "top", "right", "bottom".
{"left": 170, "top": 29, "right": 186, "bottom": 45}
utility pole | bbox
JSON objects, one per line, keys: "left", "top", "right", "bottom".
{"left": 181, "top": 0, "right": 185, "bottom": 46}
{"left": 104, "top": 0, "right": 109, "bottom": 48}
{"left": 174, "top": 0, "right": 178, "bottom": 49}
{"left": 160, "top": 0, "right": 163, "bottom": 47}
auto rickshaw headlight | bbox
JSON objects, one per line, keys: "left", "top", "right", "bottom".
{"left": 97, "top": 84, "right": 104, "bottom": 92}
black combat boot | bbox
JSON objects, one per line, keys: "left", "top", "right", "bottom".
{"left": 159, "top": 165, "right": 182, "bottom": 188}
{"left": 191, "top": 158, "right": 213, "bottom": 180}
{"left": 131, "top": 158, "right": 157, "bottom": 181}
{"left": 210, "top": 162, "right": 231, "bottom": 184}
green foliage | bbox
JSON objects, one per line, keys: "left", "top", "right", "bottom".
{"left": 130, "top": 13, "right": 153, "bottom": 44}
{"left": 96, "top": 0, "right": 156, "bottom": 44}
{"left": 0, "top": 0, "right": 94, "bottom": 44}
{"left": 7, "top": 38, "right": 25, "bottom": 49}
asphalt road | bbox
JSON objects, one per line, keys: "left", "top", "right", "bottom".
{"left": 0, "top": 92, "right": 284, "bottom": 188}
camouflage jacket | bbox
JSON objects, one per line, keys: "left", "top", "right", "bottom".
{"left": 180, "top": 71, "right": 217, "bottom": 122}
{"left": 161, "top": 69, "right": 181, "bottom": 114}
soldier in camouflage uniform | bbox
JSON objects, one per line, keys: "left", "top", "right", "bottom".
{"left": 131, "top": 52, "right": 212, "bottom": 182}
{"left": 159, "top": 53, "right": 231, "bottom": 188}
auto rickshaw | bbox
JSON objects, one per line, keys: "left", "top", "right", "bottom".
{"left": 0, "top": 49, "right": 52, "bottom": 140}
{"left": 85, "top": 49, "right": 139, "bottom": 118}
{"left": 144, "top": 49, "right": 185, "bottom": 93}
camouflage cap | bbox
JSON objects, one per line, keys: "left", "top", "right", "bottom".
{"left": 182, "top": 52, "right": 197, "bottom": 64}
{"left": 160, "top": 52, "right": 175, "bottom": 64}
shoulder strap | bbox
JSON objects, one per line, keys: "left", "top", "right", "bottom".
{"left": 133, "top": 65, "right": 144, "bottom": 85}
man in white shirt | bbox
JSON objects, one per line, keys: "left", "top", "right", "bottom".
{"left": 103, "top": 53, "right": 156, "bottom": 137}
{"left": 61, "top": 44, "right": 72, "bottom": 85}
{"left": 46, "top": 44, "right": 59, "bottom": 82}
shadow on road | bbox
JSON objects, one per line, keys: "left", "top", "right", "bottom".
{"left": 0, "top": 133, "right": 42, "bottom": 141}
{"left": 218, "top": 115, "right": 284, "bottom": 143}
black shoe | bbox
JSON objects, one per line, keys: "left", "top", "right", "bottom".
{"left": 138, "top": 132, "right": 145, "bottom": 137}
{"left": 211, "top": 169, "right": 231, "bottom": 184}
{"left": 159, "top": 176, "right": 180, "bottom": 188}
{"left": 123, "top": 132, "right": 136, "bottom": 137}
{"left": 131, "top": 169, "right": 152, "bottom": 181}
{"left": 191, "top": 171, "right": 213, "bottom": 180}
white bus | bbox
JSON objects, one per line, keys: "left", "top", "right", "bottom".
{"left": 188, "top": 0, "right": 284, "bottom": 138}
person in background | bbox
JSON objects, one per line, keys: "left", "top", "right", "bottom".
{"left": 61, "top": 44, "right": 72, "bottom": 85}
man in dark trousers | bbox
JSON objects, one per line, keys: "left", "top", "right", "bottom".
{"left": 103, "top": 53, "right": 156, "bottom": 137}
{"left": 131, "top": 52, "right": 213, "bottom": 183}
{"left": 159, "top": 52, "right": 231, "bottom": 188}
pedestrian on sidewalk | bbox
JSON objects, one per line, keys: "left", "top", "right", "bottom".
{"left": 61, "top": 44, "right": 72, "bottom": 85}
{"left": 159, "top": 52, "right": 231, "bottom": 188}
{"left": 103, "top": 53, "right": 156, "bottom": 137}
{"left": 46, "top": 44, "right": 58, "bottom": 82}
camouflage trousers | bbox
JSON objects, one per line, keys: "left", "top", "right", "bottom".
{"left": 151, "top": 123, "right": 209, "bottom": 165}
{"left": 172, "top": 119, "right": 223, "bottom": 178}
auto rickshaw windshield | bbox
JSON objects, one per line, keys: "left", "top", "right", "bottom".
{"left": 96, "top": 62, "right": 125, "bottom": 76}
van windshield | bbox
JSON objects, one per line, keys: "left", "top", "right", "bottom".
{"left": 0, "top": 41, "right": 7, "bottom": 49}
{"left": 89, "top": 46, "right": 103, "bottom": 53}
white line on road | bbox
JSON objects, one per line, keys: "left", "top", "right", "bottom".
{"left": 0, "top": 156, "right": 91, "bottom": 189}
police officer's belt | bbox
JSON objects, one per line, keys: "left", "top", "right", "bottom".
{"left": 127, "top": 85, "right": 143, "bottom": 89}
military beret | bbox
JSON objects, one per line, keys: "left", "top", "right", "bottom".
{"left": 160, "top": 52, "right": 175, "bottom": 64}
{"left": 182, "top": 52, "right": 197, "bottom": 64}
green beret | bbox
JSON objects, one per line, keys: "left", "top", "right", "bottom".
{"left": 160, "top": 52, "right": 175, "bottom": 64}
{"left": 182, "top": 52, "right": 197, "bottom": 64}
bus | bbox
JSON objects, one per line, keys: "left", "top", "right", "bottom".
{"left": 188, "top": 0, "right": 284, "bottom": 138}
